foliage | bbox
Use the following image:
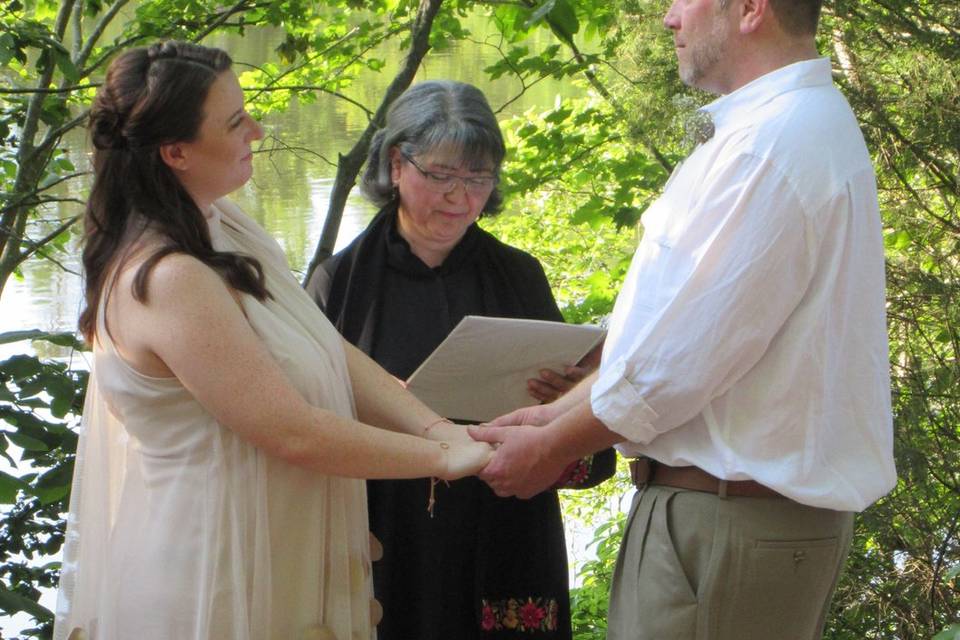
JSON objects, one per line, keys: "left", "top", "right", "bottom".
{"left": 819, "top": 1, "right": 960, "bottom": 637}
{"left": 485, "top": 97, "right": 657, "bottom": 324}
{"left": 559, "top": 458, "right": 632, "bottom": 640}
{"left": 0, "top": 331, "right": 87, "bottom": 637}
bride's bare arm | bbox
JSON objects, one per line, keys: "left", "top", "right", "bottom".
{"left": 107, "top": 253, "right": 491, "bottom": 480}
{"left": 342, "top": 341, "right": 475, "bottom": 444}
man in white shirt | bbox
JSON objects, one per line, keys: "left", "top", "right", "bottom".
{"left": 469, "top": 0, "right": 897, "bottom": 637}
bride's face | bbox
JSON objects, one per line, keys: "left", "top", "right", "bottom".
{"left": 165, "top": 71, "right": 263, "bottom": 209}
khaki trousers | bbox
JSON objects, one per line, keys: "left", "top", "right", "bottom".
{"left": 607, "top": 485, "right": 854, "bottom": 640}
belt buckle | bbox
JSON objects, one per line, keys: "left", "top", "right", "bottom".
{"left": 629, "top": 458, "right": 653, "bottom": 488}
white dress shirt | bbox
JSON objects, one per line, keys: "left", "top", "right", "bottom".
{"left": 591, "top": 58, "right": 896, "bottom": 512}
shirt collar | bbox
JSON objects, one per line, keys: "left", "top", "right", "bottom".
{"left": 700, "top": 57, "right": 833, "bottom": 132}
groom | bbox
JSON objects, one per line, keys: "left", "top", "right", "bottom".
{"left": 470, "top": 0, "right": 896, "bottom": 637}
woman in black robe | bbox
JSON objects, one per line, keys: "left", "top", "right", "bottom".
{"left": 307, "top": 80, "right": 613, "bottom": 640}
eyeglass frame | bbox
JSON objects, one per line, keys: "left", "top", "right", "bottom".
{"left": 400, "top": 152, "right": 499, "bottom": 195}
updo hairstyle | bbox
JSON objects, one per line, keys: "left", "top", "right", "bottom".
{"left": 79, "top": 41, "right": 269, "bottom": 340}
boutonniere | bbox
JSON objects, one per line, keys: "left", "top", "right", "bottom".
{"left": 672, "top": 94, "right": 715, "bottom": 151}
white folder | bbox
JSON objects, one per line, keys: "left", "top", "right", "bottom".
{"left": 405, "top": 315, "right": 605, "bottom": 422}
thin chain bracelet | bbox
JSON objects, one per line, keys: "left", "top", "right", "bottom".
{"left": 427, "top": 442, "right": 451, "bottom": 518}
{"left": 423, "top": 417, "right": 453, "bottom": 437}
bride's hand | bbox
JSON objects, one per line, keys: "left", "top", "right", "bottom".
{"left": 439, "top": 440, "right": 494, "bottom": 481}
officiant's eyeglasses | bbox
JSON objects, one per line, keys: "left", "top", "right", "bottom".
{"left": 401, "top": 153, "right": 498, "bottom": 195}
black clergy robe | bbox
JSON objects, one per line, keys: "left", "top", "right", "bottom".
{"left": 308, "top": 205, "right": 612, "bottom": 639}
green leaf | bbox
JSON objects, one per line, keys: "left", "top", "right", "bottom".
{"left": 50, "top": 394, "right": 72, "bottom": 418}
{"left": 31, "top": 483, "right": 70, "bottom": 505}
{"left": 53, "top": 48, "right": 79, "bottom": 83}
{"left": 612, "top": 206, "right": 641, "bottom": 228}
{"left": 0, "top": 582, "right": 54, "bottom": 621}
{"left": 6, "top": 431, "right": 49, "bottom": 452}
{"left": 933, "top": 623, "right": 960, "bottom": 640}
{"left": 548, "top": 0, "right": 580, "bottom": 38}
{"left": 884, "top": 229, "right": 911, "bottom": 251}
{"left": 35, "top": 462, "right": 73, "bottom": 489}
{"left": 0, "top": 329, "right": 85, "bottom": 349}
{"left": 0, "top": 433, "right": 17, "bottom": 466}
{"left": 0, "top": 470, "right": 29, "bottom": 503}
{"left": 0, "top": 32, "right": 15, "bottom": 67}
{"left": 1, "top": 355, "right": 43, "bottom": 381}
{"left": 946, "top": 563, "right": 960, "bottom": 582}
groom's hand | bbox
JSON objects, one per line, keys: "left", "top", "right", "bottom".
{"left": 468, "top": 423, "right": 567, "bottom": 499}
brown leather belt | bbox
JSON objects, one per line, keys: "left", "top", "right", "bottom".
{"left": 629, "top": 458, "right": 784, "bottom": 499}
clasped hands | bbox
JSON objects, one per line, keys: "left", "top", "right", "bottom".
{"left": 466, "top": 403, "right": 569, "bottom": 499}
{"left": 466, "top": 358, "right": 597, "bottom": 497}
{"left": 428, "top": 359, "right": 596, "bottom": 492}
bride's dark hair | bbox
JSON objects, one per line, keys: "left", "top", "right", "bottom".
{"left": 79, "top": 41, "right": 269, "bottom": 341}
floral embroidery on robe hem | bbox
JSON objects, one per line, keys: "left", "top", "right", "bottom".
{"left": 480, "top": 598, "right": 560, "bottom": 632}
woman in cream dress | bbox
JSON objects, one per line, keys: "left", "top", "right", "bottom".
{"left": 53, "top": 41, "right": 491, "bottom": 640}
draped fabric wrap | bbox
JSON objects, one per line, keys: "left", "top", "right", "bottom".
{"left": 55, "top": 199, "right": 375, "bottom": 640}
{"left": 308, "top": 205, "right": 614, "bottom": 640}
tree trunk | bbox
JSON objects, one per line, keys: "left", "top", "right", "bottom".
{"left": 0, "top": 0, "right": 76, "bottom": 300}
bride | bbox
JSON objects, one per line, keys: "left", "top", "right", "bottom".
{"left": 54, "top": 41, "right": 492, "bottom": 640}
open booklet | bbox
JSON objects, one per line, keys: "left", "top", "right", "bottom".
{"left": 405, "top": 315, "right": 605, "bottom": 423}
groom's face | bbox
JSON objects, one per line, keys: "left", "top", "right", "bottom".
{"left": 664, "top": 0, "right": 738, "bottom": 94}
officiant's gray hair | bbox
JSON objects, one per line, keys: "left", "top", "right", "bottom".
{"left": 360, "top": 80, "right": 506, "bottom": 214}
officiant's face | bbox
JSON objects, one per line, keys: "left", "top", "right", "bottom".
{"left": 391, "top": 146, "right": 497, "bottom": 249}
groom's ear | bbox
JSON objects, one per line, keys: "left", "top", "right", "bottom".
{"left": 738, "top": 0, "right": 770, "bottom": 34}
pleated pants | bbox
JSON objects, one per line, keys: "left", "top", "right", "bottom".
{"left": 607, "top": 485, "right": 854, "bottom": 640}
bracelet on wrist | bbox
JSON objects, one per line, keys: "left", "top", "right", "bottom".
{"left": 427, "top": 442, "right": 451, "bottom": 518}
{"left": 423, "top": 417, "right": 453, "bottom": 437}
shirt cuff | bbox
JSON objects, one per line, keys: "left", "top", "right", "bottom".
{"left": 590, "top": 357, "right": 660, "bottom": 445}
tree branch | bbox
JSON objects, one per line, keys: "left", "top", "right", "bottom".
{"left": 0, "top": 0, "right": 75, "bottom": 276}
{"left": 71, "top": 0, "right": 83, "bottom": 60}
{"left": 257, "top": 134, "right": 337, "bottom": 170}
{"left": 517, "top": 0, "right": 673, "bottom": 174}
{"left": 0, "top": 84, "right": 101, "bottom": 95}
{"left": 1, "top": 172, "right": 90, "bottom": 215}
{"left": 15, "top": 215, "right": 82, "bottom": 268}
{"left": 245, "top": 85, "right": 374, "bottom": 119}
{"left": 194, "top": 0, "right": 252, "bottom": 43}
{"left": 74, "top": 0, "right": 130, "bottom": 70}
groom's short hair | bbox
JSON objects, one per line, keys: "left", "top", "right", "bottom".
{"left": 719, "top": 0, "right": 823, "bottom": 36}
{"left": 770, "top": 0, "right": 823, "bottom": 35}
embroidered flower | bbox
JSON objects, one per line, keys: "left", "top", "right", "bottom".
{"left": 480, "top": 596, "right": 560, "bottom": 633}
{"left": 519, "top": 599, "right": 547, "bottom": 629}
{"left": 503, "top": 607, "right": 519, "bottom": 629}
{"left": 568, "top": 459, "right": 590, "bottom": 485}
{"left": 546, "top": 599, "right": 559, "bottom": 631}
{"left": 481, "top": 604, "right": 496, "bottom": 631}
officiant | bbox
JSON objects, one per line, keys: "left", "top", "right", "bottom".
{"left": 307, "top": 80, "right": 614, "bottom": 640}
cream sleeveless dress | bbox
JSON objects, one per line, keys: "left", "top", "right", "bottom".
{"left": 54, "top": 199, "right": 375, "bottom": 640}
